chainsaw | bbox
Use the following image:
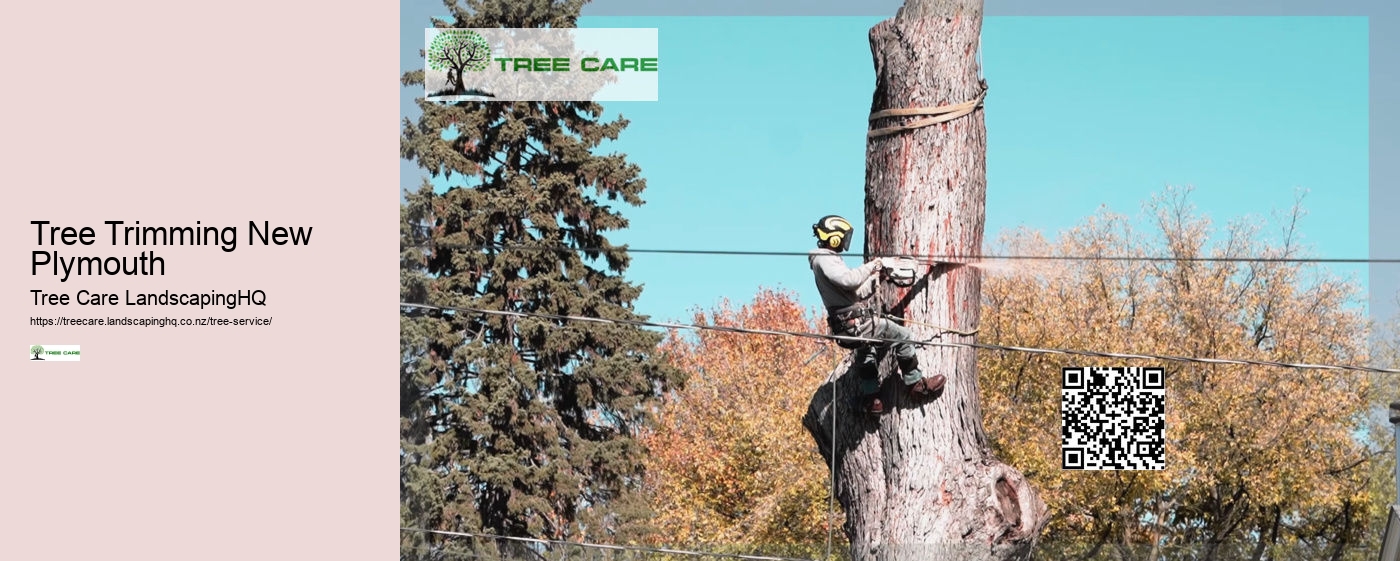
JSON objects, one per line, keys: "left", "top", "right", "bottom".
{"left": 881, "top": 257, "right": 921, "bottom": 287}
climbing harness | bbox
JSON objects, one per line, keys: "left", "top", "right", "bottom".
{"left": 826, "top": 302, "right": 878, "bottom": 350}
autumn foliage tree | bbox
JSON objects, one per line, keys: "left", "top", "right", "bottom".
{"left": 644, "top": 187, "right": 1387, "bottom": 561}
{"left": 1363, "top": 293, "right": 1400, "bottom": 545}
{"left": 978, "top": 186, "right": 1382, "bottom": 560}
{"left": 639, "top": 289, "right": 846, "bottom": 558}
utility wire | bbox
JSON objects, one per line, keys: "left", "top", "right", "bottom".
{"left": 400, "top": 528, "right": 818, "bottom": 561}
{"left": 399, "top": 302, "right": 1400, "bottom": 375}
{"left": 401, "top": 242, "right": 1400, "bottom": 265}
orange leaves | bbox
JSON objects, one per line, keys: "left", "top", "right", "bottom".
{"left": 640, "top": 288, "right": 840, "bottom": 552}
{"left": 977, "top": 187, "right": 1378, "bottom": 552}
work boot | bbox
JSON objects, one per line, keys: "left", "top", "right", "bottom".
{"left": 855, "top": 394, "right": 886, "bottom": 416}
{"left": 907, "top": 372, "right": 946, "bottom": 400}
{"left": 854, "top": 374, "right": 885, "bottom": 415}
{"left": 897, "top": 354, "right": 944, "bottom": 400}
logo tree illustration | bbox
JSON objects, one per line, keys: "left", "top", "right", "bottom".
{"left": 31, "top": 345, "right": 44, "bottom": 360}
{"left": 427, "top": 29, "right": 492, "bottom": 95}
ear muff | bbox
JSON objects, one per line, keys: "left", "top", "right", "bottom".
{"left": 814, "top": 216, "right": 853, "bottom": 250}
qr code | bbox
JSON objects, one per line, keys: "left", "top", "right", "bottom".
{"left": 1061, "top": 366, "right": 1165, "bottom": 470}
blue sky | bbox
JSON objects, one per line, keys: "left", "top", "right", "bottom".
{"left": 400, "top": 14, "right": 1371, "bottom": 326}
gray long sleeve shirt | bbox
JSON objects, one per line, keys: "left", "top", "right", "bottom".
{"left": 809, "top": 248, "right": 881, "bottom": 310}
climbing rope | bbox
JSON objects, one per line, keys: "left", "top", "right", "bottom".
{"left": 883, "top": 313, "right": 979, "bottom": 337}
{"left": 826, "top": 372, "right": 837, "bottom": 561}
{"left": 867, "top": 84, "right": 988, "bottom": 139}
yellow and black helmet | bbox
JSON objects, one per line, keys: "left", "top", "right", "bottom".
{"left": 813, "top": 215, "right": 854, "bottom": 252}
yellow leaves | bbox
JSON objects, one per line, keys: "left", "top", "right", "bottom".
{"left": 633, "top": 188, "right": 1382, "bottom": 554}
{"left": 640, "top": 288, "right": 841, "bottom": 551}
{"left": 978, "top": 188, "right": 1379, "bottom": 549}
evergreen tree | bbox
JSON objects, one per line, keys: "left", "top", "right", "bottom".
{"left": 399, "top": 1, "right": 683, "bottom": 559}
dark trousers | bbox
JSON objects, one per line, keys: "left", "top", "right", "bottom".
{"left": 833, "top": 314, "right": 922, "bottom": 396}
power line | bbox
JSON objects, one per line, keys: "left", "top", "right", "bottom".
{"left": 399, "top": 302, "right": 1400, "bottom": 375}
{"left": 401, "top": 242, "right": 1399, "bottom": 265}
{"left": 400, "top": 527, "right": 819, "bottom": 561}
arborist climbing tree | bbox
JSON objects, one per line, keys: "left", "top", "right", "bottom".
{"left": 809, "top": 214, "right": 946, "bottom": 416}
{"left": 801, "top": 0, "right": 1048, "bottom": 560}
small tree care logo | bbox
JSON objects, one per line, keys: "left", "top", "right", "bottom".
{"left": 423, "top": 28, "right": 658, "bottom": 102}
{"left": 29, "top": 344, "right": 80, "bottom": 361}
{"left": 427, "top": 29, "right": 496, "bottom": 99}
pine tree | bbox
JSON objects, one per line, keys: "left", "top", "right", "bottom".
{"left": 399, "top": 1, "right": 683, "bottom": 559}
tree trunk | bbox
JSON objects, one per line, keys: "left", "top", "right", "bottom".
{"left": 450, "top": 67, "right": 465, "bottom": 94}
{"left": 803, "top": 1, "right": 1047, "bottom": 560}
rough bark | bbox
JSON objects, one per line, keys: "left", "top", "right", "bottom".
{"left": 802, "top": 1, "right": 1047, "bottom": 559}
